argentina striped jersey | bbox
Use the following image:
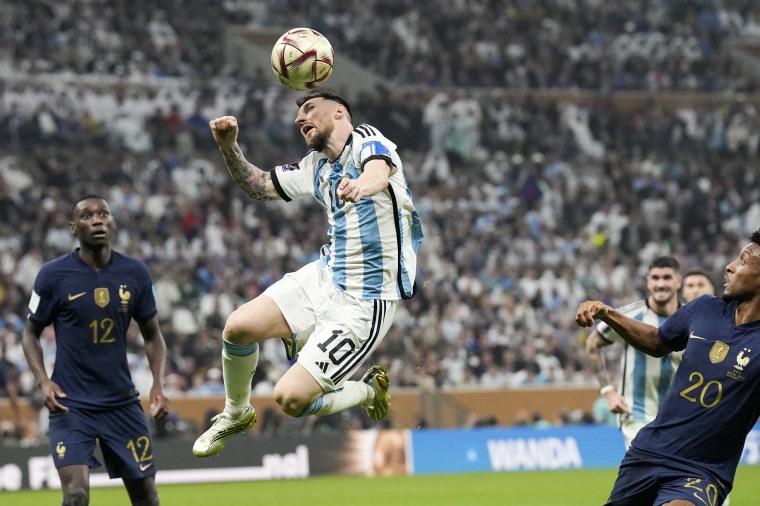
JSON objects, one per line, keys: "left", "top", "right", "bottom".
{"left": 597, "top": 299, "right": 682, "bottom": 423}
{"left": 271, "top": 124, "right": 423, "bottom": 300}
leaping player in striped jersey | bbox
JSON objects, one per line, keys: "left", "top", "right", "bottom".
{"left": 193, "top": 90, "right": 423, "bottom": 458}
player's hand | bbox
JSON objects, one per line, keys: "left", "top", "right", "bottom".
{"left": 337, "top": 177, "right": 364, "bottom": 203}
{"left": 149, "top": 385, "right": 170, "bottom": 421}
{"left": 603, "top": 388, "right": 633, "bottom": 416}
{"left": 41, "top": 380, "right": 68, "bottom": 413}
{"left": 209, "top": 116, "right": 239, "bottom": 149}
{"left": 575, "top": 300, "right": 612, "bottom": 327}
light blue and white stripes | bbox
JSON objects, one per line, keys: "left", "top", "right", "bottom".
{"left": 274, "top": 123, "right": 423, "bottom": 301}
{"left": 598, "top": 300, "right": 682, "bottom": 423}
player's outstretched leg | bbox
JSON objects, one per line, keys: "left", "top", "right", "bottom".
{"left": 361, "top": 365, "right": 391, "bottom": 420}
{"left": 192, "top": 404, "right": 257, "bottom": 458}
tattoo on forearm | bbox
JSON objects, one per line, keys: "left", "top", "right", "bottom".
{"left": 221, "top": 145, "right": 278, "bottom": 201}
{"left": 588, "top": 348, "right": 610, "bottom": 387}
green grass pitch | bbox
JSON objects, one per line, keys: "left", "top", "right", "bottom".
{"left": 4, "top": 467, "right": 759, "bottom": 505}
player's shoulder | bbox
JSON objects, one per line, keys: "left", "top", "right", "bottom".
{"left": 38, "top": 251, "right": 80, "bottom": 276}
{"left": 687, "top": 293, "right": 729, "bottom": 316}
{"left": 352, "top": 123, "right": 385, "bottom": 140}
{"left": 295, "top": 149, "right": 327, "bottom": 168}
{"left": 351, "top": 124, "right": 399, "bottom": 162}
{"left": 110, "top": 251, "right": 152, "bottom": 275}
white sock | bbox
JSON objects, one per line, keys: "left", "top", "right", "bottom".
{"left": 221, "top": 339, "right": 259, "bottom": 417}
{"left": 300, "top": 381, "right": 373, "bottom": 417}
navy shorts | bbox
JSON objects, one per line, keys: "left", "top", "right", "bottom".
{"left": 48, "top": 401, "right": 157, "bottom": 479}
{"left": 605, "top": 448, "right": 729, "bottom": 506}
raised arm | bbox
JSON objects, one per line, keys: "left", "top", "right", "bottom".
{"left": 576, "top": 301, "right": 673, "bottom": 357}
{"left": 209, "top": 116, "right": 282, "bottom": 201}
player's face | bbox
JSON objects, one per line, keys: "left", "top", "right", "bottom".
{"left": 722, "top": 243, "right": 760, "bottom": 303}
{"left": 295, "top": 98, "right": 334, "bottom": 152}
{"left": 70, "top": 198, "right": 116, "bottom": 248}
{"left": 681, "top": 275, "right": 715, "bottom": 303}
{"left": 646, "top": 267, "right": 681, "bottom": 305}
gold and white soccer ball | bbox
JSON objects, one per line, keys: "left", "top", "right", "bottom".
{"left": 270, "top": 28, "right": 334, "bottom": 91}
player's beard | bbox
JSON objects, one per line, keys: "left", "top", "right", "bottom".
{"left": 306, "top": 123, "right": 333, "bottom": 152}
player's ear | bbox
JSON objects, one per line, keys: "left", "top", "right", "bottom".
{"left": 68, "top": 219, "right": 87, "bottom": 238}
{"left": 336, "top": 104, "right": 349, "bottom": 121}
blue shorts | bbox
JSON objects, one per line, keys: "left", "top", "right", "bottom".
{"left": 48, "top": 401, "right": 157, "bottom": 479}
{"left": 606, "top": 448, "right": 729, "bottom": 506}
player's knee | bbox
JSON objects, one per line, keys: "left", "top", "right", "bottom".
{"left": 142, "top": 491, "right": 160, "bottom": 506}
{"left": 222, "top": 309, "right": 257, "bottom": 344}
{"left": 273, "top": 386, "right": 308, "bottom": 417}
{"left": 63, "top": 487, "right": 89, "bottom": 505}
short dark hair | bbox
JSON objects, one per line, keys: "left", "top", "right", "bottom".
{"left": 683, "top": 268, "right": 712, "bottom": 281}
{"left": 295, "top": 90, "right": 352, "bottom": 121}
{"left": 752, "top": 229, "right": 760, "bottom": 246}
{"left": 72, "top": 194, "right": 108, "bottom": 217}
{"left": 648, "top": 256, "right": 680, "bottom": 272}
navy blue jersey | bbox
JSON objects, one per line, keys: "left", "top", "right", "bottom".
{"left": 27, "top": 250, "right": 158, "bottom": 408}
{"left": 632, "top": 295, "right": 760, "bottom": 486}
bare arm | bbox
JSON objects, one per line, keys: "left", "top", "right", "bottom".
{"left": 137, "top": 316, "right": 170, "bottom": 421}
{"left": 576, "top": 301, "right": 672, "bottom": 357}
{"left": 585, "top": 330, "right": 613, "bottom": 389}
{"left": 209, "top": 116, "right": 281, "bottom": 201}
{"left": 21, "top": 319, "right": 68, "bottom": 413}
{"left": 585, "top": 330, "right": 631, "bottom": 415}
{"left": 337, "top": 158, "right": 391, "bottom": 203}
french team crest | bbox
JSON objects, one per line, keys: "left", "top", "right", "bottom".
{"left": 94, "top": 288, "right": 110, "bottom": 307}
{"left": 709, "top": 341, "right": 729, "bottom": 364}
{"left": 735, "top": 348, "right": 751, "bottom": 371}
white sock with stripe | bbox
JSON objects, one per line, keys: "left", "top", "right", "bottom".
{"left": 221, "top": 339, "right": 259, "bottom": 418}
{"left": 299, "top": 381, "right": 373, "bottom": 417}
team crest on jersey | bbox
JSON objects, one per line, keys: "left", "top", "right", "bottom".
{"left": 94, "top": 288, "right": 110, "bottom": 307}
{"left": 709, "top": 341, "right": 729, "bottom": 364}
{"left": 727, "top": 348, "right": 751, "bottom": 382}
{"left": 56, "top": 441, "right": 66, "bottom": 460}
{"left": 735, "top": 348, "right": 751, "bottom": 371}
{"left": 119, "top": 285, "right": 131, "bottom": 313}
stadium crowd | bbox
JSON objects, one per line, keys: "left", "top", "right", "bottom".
{"left": 2, "top": 0, "right": 760, "bottom": 440}
{"left": 4, "top": 0, "right": 760, "bottom": 91}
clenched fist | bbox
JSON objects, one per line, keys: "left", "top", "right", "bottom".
{"left": 209, "top": 116, "right": 240, "bottom": 149}
{"left": 575, "top": 300, "right": 612, "bottom": 327}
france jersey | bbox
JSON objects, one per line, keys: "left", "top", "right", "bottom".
{"left": 632, "top": 295, "right": 760, "bottom": 486}
{"left": 271, "top": 123, "right": 423, "bottom": 300}
{"left": 27, "top": 250, "right": 158, "bottom": 408}
{"left": 597, "top": 299, "right": 681, "bottom": 424}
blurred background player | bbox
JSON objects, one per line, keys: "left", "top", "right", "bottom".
{"left": 192, "top": 90, "right": 423, "bottom": 458}
{"left": 583, "top": 256, "right": 682, "bottom": 448}
{"left": 681, "top": 268, "right": 716, "bottom": 303}
{"left": 22, "top": 195, "right": 170, "bottom": 506}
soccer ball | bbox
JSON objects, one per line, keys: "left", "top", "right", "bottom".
{"left": 271, "top": 28, "right": 334, "bottom": 91}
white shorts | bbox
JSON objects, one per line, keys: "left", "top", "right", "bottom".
{"left": 263, "top": 260, "right": 398, "bottom": 391}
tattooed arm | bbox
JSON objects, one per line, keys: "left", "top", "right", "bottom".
{"left": 209, "top": 116, "right": 281, "bottom": 201}
{"left": 585, "top": 330, "right": 631, "bottom": 416}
